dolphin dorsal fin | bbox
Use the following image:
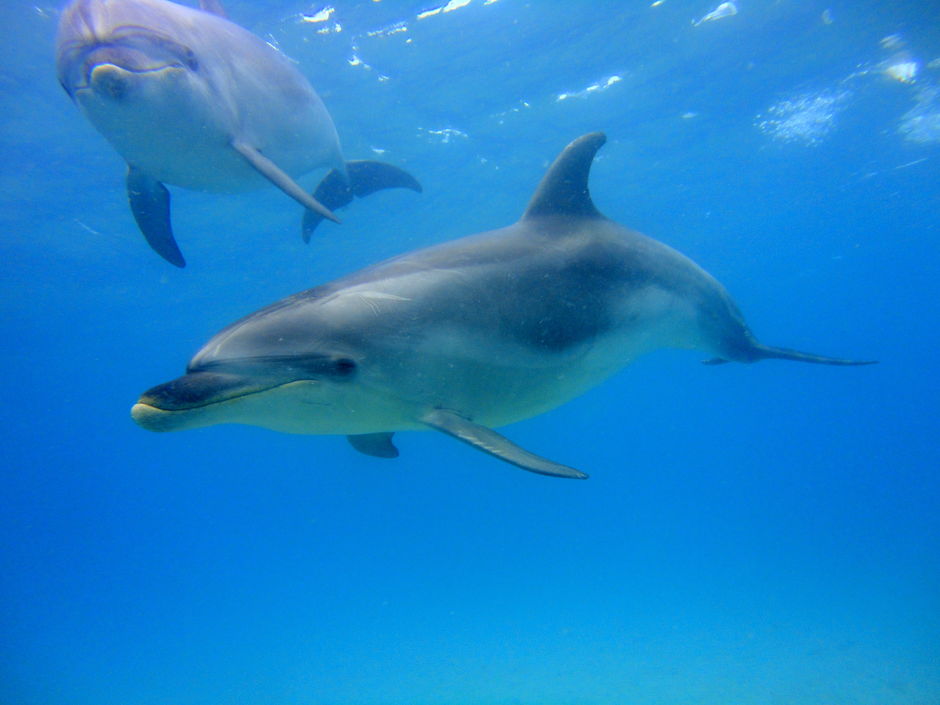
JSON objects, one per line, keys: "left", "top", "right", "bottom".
{"left": 521, "top": 132, "right": 607, "bottom": 221}
{"left": 199, "top": 0, "right": 227, "bottom": 17}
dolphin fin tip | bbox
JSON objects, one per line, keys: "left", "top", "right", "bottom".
{"left": 302, "top": 160, "right": 422, "bottom": 240}
{"left": 126, "top": 167, "right": 187, "bottom": 267}
{"left": 756, "top": 343, "right": 878, "bottom": 366}
{"left": 421, "top": 408, "right": 587, "bottom": 479}
{"left": 701, "top": 357, "right": 730, "bottom": 365}
{"left": 522, "top": 132, "right": 607, "bottom": 221}
{"left": 198, "top": 0, "right": 227, "bottom": 17}
{"left": 348, "top": 432, "right": 399, "bottom": 458}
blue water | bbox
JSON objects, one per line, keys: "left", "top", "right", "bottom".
{"left": 2, "top": 1, "right": 939, "bottom": 703}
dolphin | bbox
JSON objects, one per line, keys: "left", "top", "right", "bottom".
{"left": 131, "top": 133, "right": 874, "bottom": 478}
{"left": 55, "top": 0, "right": 421, "bottom": 267}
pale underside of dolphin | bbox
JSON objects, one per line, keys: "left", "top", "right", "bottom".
{"left": 131, "top": 132, "right": 874, "bottom": 479}
{"left": 55, "top": 0, "right": 421, "bottom": 267}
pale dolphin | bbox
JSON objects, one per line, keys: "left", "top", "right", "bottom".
{"left": 55, "top": 0, "right": 421, "bottom": 267}
{"left": 131, "top": 133, "right": 874, "bottom": 478}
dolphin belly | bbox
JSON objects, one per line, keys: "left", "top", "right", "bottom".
{"left": 361, "top": 287, "right": 701, "bottom": 430}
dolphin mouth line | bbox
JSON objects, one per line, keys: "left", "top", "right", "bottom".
{"left": 57, "top": 26, "right": 197, "bottom": 95}
{"left": 93, "top": 62, "right": 183, "bottom": 76}
{"left": 71, "top": 62, "right": 184, "bottom": 93}
{"left": 138, "top": 379, "right": 317, "bottom": 414}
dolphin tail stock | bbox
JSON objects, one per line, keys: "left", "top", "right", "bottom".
{"left": 421, "top": 408, "right": 588, "bottom": 479}
{"left": 126, "top": 166, "right": 186, "bottom": 268}
{"left": 302, "top": 160, "right": 423, "bottom": 242}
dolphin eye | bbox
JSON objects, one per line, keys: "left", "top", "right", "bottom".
{"left": 183, "top": 49, "right": 198, "bottom": 70}
{"left": 332, "top": 358, "right": 357, "bottom": 377}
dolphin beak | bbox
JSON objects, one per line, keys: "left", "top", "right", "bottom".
{"left": 131, "top": 401, "right": 184, "bottom": 432}
{"left": 79, "top": 62, "right": 185, "bottom": 100}
{"left": 131, "top": 371, "right": 272, "bottom": 432}
{"left": 87, "top": 63, "right": 133, "bottom": 99}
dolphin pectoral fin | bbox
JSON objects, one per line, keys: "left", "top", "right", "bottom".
{"left": 302, "top": 160, "right": 423, "bottom": 242}
{"left": 231, "top": 139, "right": 340, "bottom": 225}
{"left": 198, "top": 0, "right": 227, "bottom": 17}
{"left": 753, "top": 343, "right": 878, "bottom": 366}
{"left": 420, "top": 409, "right": 588, "bottom": 479}
{"left": 126, "top": 166, "right": 186, "bottom": 268}
{"left": 347, "top": 432, "right": 399, "bottom": 459}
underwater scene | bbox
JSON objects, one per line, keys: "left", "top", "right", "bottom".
{"left": 2, "top": 0, "right": 939, "bottom": 702}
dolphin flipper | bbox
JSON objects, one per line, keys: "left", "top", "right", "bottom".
{"left": 421, "top": 409, "right": 587, "bottom": 479}
{"left": 705, "top": 337, "right": 877, "bottom": 366}
{"left": 703, "top": 348, "right": 876, "bottom": 366}
{"left": 231, "top": 139, "right": 340, "bottom": 225}
{"left": 752, "top": 343, "right": 877, "bottom": 366}
{"left": 126, "top": 166, "right": 186, "bottom": 268}
{"left": 347, "top": 432, "right": 399, "bottom": 458}
{"left": 302, "top": 160, "right": 423, "bottom": 242}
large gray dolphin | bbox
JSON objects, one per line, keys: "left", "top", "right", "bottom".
{"left": 132, "top": 133, "right": 873, "bottom": 478}
{"left": 55, "top": 0, "right": 421, "bottom": 267}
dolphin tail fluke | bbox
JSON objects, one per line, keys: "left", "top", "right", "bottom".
{"left": 752, "top": 343, "right": 877, "bottom": 366}
{"left": 302, "top": 160, "right": 423, "bottom": 242}
{"left": 126, "top": 166, "right": 186, "bottom": 267}
{"left": 421, "top": 408, "right": 588, "bottom": 479}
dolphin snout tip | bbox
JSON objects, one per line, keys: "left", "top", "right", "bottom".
{"left": 89, "top": 63, "right": 132, "bottom": 99}
{"left": 131, "top": 401, "right": 175, "bottom": 432}
{"left": 85, "top": 62, "right": 185, "bottom": 101}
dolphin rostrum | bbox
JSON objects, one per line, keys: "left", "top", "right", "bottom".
{"left": 132, "top": 133, "right": 874, "bottom": 478}
{"left": 55, "top": 0, "right": 421, "bottom": 267}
